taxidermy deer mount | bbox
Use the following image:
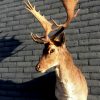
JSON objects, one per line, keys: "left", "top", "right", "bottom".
{"left": 24, "top": 0, "right": 88, "bottom": 100}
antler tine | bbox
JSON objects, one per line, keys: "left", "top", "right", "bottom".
{"left": 31, "top": 33, "right": 51, "bottom": 44}
{"left": 24, "top": 0, "right": 33, "bottom": 10}
{"left": 31, "top": 33, "right": 47, "bottom": 44}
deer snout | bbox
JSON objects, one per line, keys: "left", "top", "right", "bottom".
{"left": 35, "top": 65, "right": 40, "bottom": 72}
{"left": 35, "top": 64, "right": 46, "bottom": 73}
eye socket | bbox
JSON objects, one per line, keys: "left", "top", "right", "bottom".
{"left": 50, "top": 49, "right": 55, "bottom": 54}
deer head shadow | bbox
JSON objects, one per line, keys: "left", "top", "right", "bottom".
{"left": 0, "top": 72, "right": 57, "bottom": 100}
{"left": 0, "top": 34, "right": 23, "bottom": 62}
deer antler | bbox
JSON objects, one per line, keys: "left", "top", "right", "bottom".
{"left": 24, "top": 0, "right": 79, "bottom": 43}
{"left": 50, "top": 0, "right": 80, "bottom": 40}
{"left": 61, "top": 0, "right": 79, "bottom": 28}
{"left": 24, "top": 0, "right": 59, "bottom": 43}
{"left": 52, "top": 0, "right": 79, "bottom": 28}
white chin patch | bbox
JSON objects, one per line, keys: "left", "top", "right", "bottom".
{"left": 41, "top": 70, "right": 46, "bottom": 73}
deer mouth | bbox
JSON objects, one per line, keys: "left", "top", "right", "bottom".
{"left": 40, "top": 70, "right": 46, "bottom": 73}
{"left": 35, "top": 66, "right": 47, "bottom": 73}
{"left": 37, "top": 69, "right": 47, "bottom": 73}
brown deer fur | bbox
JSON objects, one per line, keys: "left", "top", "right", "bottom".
{"left": 36, "top": 33, "right": 88, "bottom": 100}
{"left": 24, "top": 1, "right": 88, "bottom": 99}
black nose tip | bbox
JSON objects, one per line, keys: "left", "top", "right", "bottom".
{"left": 35, "top": 65, "right": 40, "bottom": 71}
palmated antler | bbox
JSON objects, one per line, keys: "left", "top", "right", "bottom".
{"left": 55, "top": 0, "right": 80, "bottom": 28}
{"left": 24, "top": 0, "right": 59, "bottom": 43}
{"left": 51, "top": 0, "right": 80, "bottom": 40}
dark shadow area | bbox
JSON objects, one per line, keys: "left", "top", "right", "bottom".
{"left": 0, "top": 72, "right": 57, "bottom": 100}
{"left": 0, "top": 34, "right": 57, "bottom": 100}
{"left": 0, "top": 34, "right": 23, "bottom": 62}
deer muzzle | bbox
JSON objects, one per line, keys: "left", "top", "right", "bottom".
{"left": 35, "top": 64, "right": 46, "bottom": 73}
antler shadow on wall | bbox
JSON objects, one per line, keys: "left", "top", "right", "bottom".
{"left": 0, "top": 72, "right": 57, "bottom": 100}
{"left": 0, "top": 34, "right": 22, "bottom": 62}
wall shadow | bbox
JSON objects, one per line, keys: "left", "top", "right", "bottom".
{"left": 0, "top": 34, "right": 23, "bottom": 62}
{"left": 0, "top": 34, "right": 57, "bottom": 100}
{"left": 0, "top": 72, "right": 57, "bottom": 100}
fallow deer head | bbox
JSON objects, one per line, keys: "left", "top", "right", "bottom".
{"left": 24, "top": 0, "right": 79, "bottom": 73}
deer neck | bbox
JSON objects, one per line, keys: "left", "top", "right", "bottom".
{"left": 55, "top": 48, "right": 75, "bottom": 83}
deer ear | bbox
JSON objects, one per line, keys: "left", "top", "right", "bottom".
{"left": 59, "top": 33, "right": 66, "bottom": 45}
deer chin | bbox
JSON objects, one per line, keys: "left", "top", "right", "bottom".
{"left": 36, "top": 68, "right": 48, "bottom": 73}
{"left": 40, "top": 65, "right": 58, "bottom": 73}
{"left": 40, "top": 70, "right": 47, "bottom": 73}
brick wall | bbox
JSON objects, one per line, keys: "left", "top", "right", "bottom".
{"left": 0, "top": 0, "right": 100, "bottom": 100}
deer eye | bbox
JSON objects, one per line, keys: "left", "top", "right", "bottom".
{"left": 50, "top": 49, "right": 55, "bottom": 54}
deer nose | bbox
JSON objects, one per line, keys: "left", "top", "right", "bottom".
{"left": 35, "top": 65, "right": 40, "bottom": 72}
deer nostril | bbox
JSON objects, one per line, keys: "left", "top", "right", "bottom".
{"left": 35, "top": 65, "right": 40, "bottom": 71}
